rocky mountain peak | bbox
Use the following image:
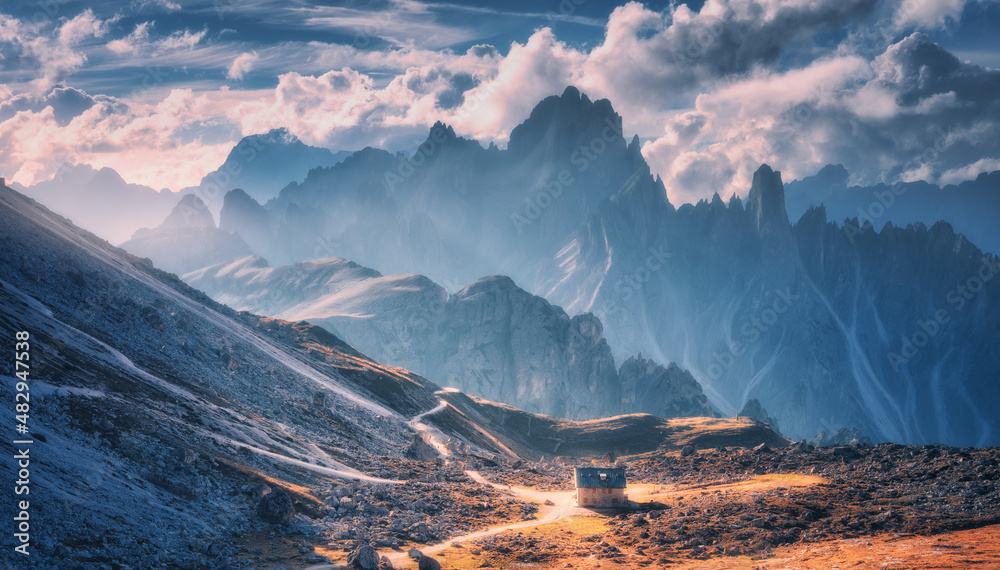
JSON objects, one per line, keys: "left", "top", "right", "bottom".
{"left": 92, "top": 166, "right": 128, "bottom": 187}
{"left": 747, "top": 164, "right": 789, "bottom": 233}
{"left": 159, "top": 194, "right": 215, "bottom": 230}
{"left": 507, "top": 86, "right": 623, "bottom": 155}
{"left": 570, "top": 312, "right": 604, "bottom": 344}
{"left": 454, "top": 275, "right": 519, "bottom": 299}
{"left": 812, "top": 163, "right": 850, "bottom": 188}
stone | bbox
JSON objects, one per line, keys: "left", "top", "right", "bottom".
{"left": 417, "top": 555, "right": 442, "bottom": 570}
{"left": 347, "top": 544, "right": 380, "bottom": 570}
{"left": 404, "top": 435, "right": 439, "bottom": 462}
{"left": 257, "top": 490, "right": 294, "bottom": 523}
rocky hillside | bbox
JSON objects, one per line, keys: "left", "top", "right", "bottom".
{"left": 0, "top": 182, "right": 525, "bottom": 567}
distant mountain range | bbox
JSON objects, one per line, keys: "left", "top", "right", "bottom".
{"left": 23, "top": 87, "right": 1000, "bottom": 447}
{"left": 120, "top": 194, "right": 253, "bottom": 275}
{"left": 12, "top": 163, "right": 178, "bottom": 245}
{"left": 179, "top": 128, "right": 353, "bottom": 212}
{"left": 206, "top": 88, "right": 999, "bottom": 446}
{"left": 12, "top": 129, "right": 351, "bottom": 246}
{"left": 785, "top": 164, "right": 1000, "bottom": 255}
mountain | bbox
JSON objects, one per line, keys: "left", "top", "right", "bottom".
{"left": 184, "top": 255, "right": 716, "bottom": 421}
{"left": 0, "top": 180, "right": 786, "bottom": 566}
{"left": 207, "top": 88, "right": 999, "bottom": 447}
{"left": 183, "top": 128, "right": 353, "bottom": 213}
{"left": 785, "top": 165, "right": 1000, "bottom": 255}
{"left": 11, "top": 131, "right": 350, "bottom": 248}
{"left": 217, "top": 86, "right": 661, "bottom": 277}
{"left": 13, "top": 163, "right": 179, "bottom": 244}
{"left": 541, "top": 163, "right": 1000, "bottom": 446}
{"left": 120, "top": 194, "right": 254, "bottom": 275}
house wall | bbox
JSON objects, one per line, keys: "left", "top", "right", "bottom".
{"left": 576, "top": 486, "right": 626, "bottom": 507}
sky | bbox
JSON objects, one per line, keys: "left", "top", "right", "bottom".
{"left": 0, "top": 0, "right": 998, "bottom": 204}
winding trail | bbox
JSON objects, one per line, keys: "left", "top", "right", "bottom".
{"left": 379, "top": 470, "right": 584, "bottom": 567}
{"left": 305, "top": 395, "right": 588, "bottom": 569}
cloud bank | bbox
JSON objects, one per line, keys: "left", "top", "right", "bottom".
{"left": 0, "top": 0, "right": 997, "bottom": 202}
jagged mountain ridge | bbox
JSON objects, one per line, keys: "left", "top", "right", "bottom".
{"left": 542, "top": 164, "right": 1000, "bottom": 446}
{"left": 11, "top": 129, "right": 352, "bottom": 249}
{"left": 785, "top": 164, "right": 1000, "bottom": 255}
{"left": 218, "top": 86, "right": 662, "bottom": 279}
{"left": 183, "top": 254, "right": 716, "bottom": 421}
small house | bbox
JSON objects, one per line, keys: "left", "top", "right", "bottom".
{"left": 574, "top": 467, "right": 627, "bottom": 507}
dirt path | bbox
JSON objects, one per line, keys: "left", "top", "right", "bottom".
{"left": 379, "top": 470, "right": 584, "bottom": 566}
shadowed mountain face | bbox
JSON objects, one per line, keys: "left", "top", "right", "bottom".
{"left": 543, "top": 164, "right": 1000, "bottom": 446}
{"left": 184, "top": 256, "right": 716, "bottom": 421}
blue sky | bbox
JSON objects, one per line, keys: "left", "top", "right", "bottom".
{"left": 1, "top": 0, "right": 998, "bottom": 202}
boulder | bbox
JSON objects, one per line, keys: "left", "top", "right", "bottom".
{"left": 418, "top": 555, "right": 442, "bottom": 570}
{"left": 257, "top": 490, "right": 294, "bottom": 523}
{"left": 404, "top": 435, "right": 439, "bottom": 462}
{"left": 347, "top": 544, "right": 380, "bottom": 570}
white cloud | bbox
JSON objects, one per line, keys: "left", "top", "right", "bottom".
{"left": 57, "top": 9, "right": 111, "bottom": 44}
{"left": 106, "top": 23, "right": 206, "bottom": 57}
{"left": 940, "top": 157, "right": 1000, "bottom": 185}
{"left": 295, "top": 1, "right": 477, "bottom": 49}
{"left": 895, "top": 0, "right": 966, "bottom": 29}
{"left": 227, "top": 52, "right": 259, "bottom": 80}
{"left": 4, "top": 10, "right": 115, "bottom": 93}
{"left": 0, "top": 89, "right": 231, "bottom": 191}
{"left": 159, "top": 29, "right": 207, "bottom": 51}
{"left": 107, "top": 22, "right": 151, "bottom": 55}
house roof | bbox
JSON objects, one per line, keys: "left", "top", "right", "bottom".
{"left": 574, "top": 467, "right": 627, "bottom": 488}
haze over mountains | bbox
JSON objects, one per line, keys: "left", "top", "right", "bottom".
{"left": 171, "top": 87, "right": 996, "bottom": 447}
{"left": 13, "top": 129, "right": 352, "bottom": 245}
{"left": 20, "top": 87, "right": 1000, "bottom": 448}
{"left": 184, "top": 254, "right": 716, "bottom": 422}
